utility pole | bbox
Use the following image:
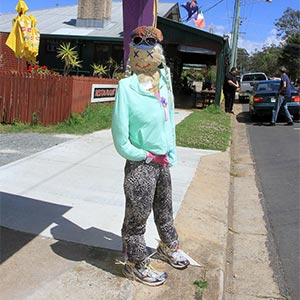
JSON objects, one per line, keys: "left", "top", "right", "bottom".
{"left": 230, "top": 0, "right": 240, "bottom": 69}
{"left": 230, "top": 0, "right": 272, "bottom": 69}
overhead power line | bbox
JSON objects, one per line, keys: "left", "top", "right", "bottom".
{"left": 203, "top": 0, "right": 225, "bottom": 13}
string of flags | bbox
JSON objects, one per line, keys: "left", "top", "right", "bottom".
{"left": 180, "top": 0, "right": 206, "bottom": 29}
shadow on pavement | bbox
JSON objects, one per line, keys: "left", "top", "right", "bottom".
{"left": 50, "top": 238, "right": 123, "bottom": 277}
{"left": 236, "top": 111, "right": 252, "bottom": 124}
{"left": 0, "top": 226, "right": 37, "bottom": 263}
{"left": 50, "top": 219, "right": 124, "bottom": 277}
{"left": 0, "top": 192, "right": 71, "bottom": 263}
{"left": 0, "top": 192, "right": 123, "bottom": 277}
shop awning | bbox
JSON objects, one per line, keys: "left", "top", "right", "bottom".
{"left": 158, "top": 16, "right": 230, "bottom": 105}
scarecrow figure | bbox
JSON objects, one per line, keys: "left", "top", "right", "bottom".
{"left": 112, "top": 26, "right": 190, "bottom": 286}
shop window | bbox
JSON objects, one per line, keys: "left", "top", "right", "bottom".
{"left": 94, "top": 44, "right": 110, "bottom": 64}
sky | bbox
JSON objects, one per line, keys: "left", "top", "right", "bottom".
{"left": 0, "top": 0, "right": 299, "bottom": 53}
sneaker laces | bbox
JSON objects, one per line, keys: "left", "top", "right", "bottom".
{"left": 116, "top": 258, "right": 163, "bottom": 281}
{"left": 158, "top": 241, "right": 184, "bottom": 260}
{"left": 138, "top": 262, "right": 161, "bottom": 278}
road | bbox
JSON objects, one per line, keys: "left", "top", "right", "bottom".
{"left": 238, "top": 104, "right": 300, "bottom": 300}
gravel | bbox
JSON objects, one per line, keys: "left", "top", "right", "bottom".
{"left": 0, "top": 133, "right": 79, "bottom": 167}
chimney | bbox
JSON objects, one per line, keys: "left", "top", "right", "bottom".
{"left": 77, "top": 0, "right": 111, "bottom": 28}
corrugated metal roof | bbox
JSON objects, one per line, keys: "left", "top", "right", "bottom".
{"left": 0, "top": 1, "right": 177, "bottom": 39}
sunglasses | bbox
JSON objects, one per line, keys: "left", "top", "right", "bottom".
{"left": 132, "top": 36, "right": 157, "bottom": 46}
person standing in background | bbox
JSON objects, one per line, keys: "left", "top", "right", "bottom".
{"left": 270, "top": 66, "right": 294, "bottom": 126}
{"left": 223, "top": 66, "right": 239, "bottom": 114}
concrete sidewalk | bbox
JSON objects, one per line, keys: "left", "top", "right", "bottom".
{"left": 0, "top": 108, "right": 231, "bottom": 300}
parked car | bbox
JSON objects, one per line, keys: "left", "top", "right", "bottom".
{"left": 249, "top": 80, "right": 300, "bottom": 121}
{"left": 239, "top": 72, "right": 268, "bottom": 102}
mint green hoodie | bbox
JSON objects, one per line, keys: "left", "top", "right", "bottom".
{"left": 111, "top": 68, "right": 177, "bottom": 166}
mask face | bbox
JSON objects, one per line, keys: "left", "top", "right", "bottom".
{"left": 129, "top": 45, "right": 162, "bottom": 74}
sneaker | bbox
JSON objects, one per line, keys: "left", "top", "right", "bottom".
{"left": 156, "top": 241, "right": 190, "bottom": 269}
{"left": 122, "top": 258, "right": 167, "bottom": 286}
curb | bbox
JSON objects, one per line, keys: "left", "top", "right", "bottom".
{"left": 199, "top": 149, "right": 231, "bottom": 300}
{"left": 130, "top": 148, "right": 232, "bottom": 300}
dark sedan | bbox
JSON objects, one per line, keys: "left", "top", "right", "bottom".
{"left": 249, "top": 80, "right": 300, "bottom": 121}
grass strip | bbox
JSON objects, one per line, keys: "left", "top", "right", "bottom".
{"left": 0, "top": 103, "right": 231, "bottom": 151}
{"left": 176, "top": 105, "right": 231, "bottom": 151}
{"left": 0, "top": 103, "right": 114, "bottom": 135}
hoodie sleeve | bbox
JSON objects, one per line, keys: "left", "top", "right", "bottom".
{"left": 165, "top": 68, "right": 177, "bottom": 167}
{"left": 168, "top": 93, "right": 177, "bottom": 167}
{"left": 111, "top": 79, "right": 147, "bottom": 161}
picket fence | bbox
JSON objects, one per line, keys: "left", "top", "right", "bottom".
{"left": 0, "top": 71, "right": 118, "bottom": 126}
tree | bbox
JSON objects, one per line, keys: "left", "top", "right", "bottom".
{"left": 275, "top": 7, "right": 300, "bottom": 81}
{"left": 278, "top": 35, "right": 300, "bottom": 82}
{"left": 275, "top": 8, "right": 300, "bottom": 41}
{"left": 236, "top": 48, "right": 250, "bottom": 73}
{"left": 249, "top": 45, "right": 281, "bottom": 77}
{"left": 56, "top": 42, "right": 82, "bottom": 76}
{"left": 237, "top": 8, "right": 299, "bottom": 80}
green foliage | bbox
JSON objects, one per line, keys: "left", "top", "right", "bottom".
{"left": 57, "top": 42, "right": 82, "bottom": 75}
{"left": 179, "top": 67, "right": 215, "bottom": 91}
{"left": 275, "top": 8, "right": 300, "bottom": 41}
{"left": 0, "top": 103, "right": 114, "bottom": 134}
{"left": 204, "top": 66, "right": 216, "bottom": 84}
{"left": 193, "top": 279, "right": 208, "bottom": 300}
{"left": 31, "top": 112, "right": 40, "bottom": 126}
{"left": 236, "top": 8, "right": 299, "bottom": 80}
{"left": 274, "top": 8, "right": 300, "bottom": 81}
{"left": 91, "top": 63, "right": 108, "bottom": 78}
{"left": 249, "top": 44, "right": 282, "bottom": 76}
{"left": 278, "top": 35, "right": 300, "bottom": 82}
{"left": 64, "top": 113, "right": 84, "bottom": 126}
{"left": 91, "top": 57, "right": 121, "bottom": 78}
{"left": 53, "top": 103, "right": 113, "bottom": 134}
{"left": 237, "top": 48, "right": 250, "bottom": 74}
{"left": 114, "top": 72, "right": 125, "bottom": 80}
{"left": 181, "top": 69, "right": 204, "bottom": 82}
{"left": 106, "top": 57, "right": 120, "bottom": 78}
{"left": 193, "top": 279, "right": 208, "bottom": 290}
{"left": 0, "top": 105, "right": 231, "bottom": 152}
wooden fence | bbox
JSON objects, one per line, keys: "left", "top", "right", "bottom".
{"left": 0, "top": 71, "right": 118, "bottom": 126}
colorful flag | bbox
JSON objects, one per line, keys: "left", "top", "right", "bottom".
{"left": 194, "top": 10, "right": 206, "bottom": 28}
{"left": 181, "top": 0, "right": 198, "bottom": 22}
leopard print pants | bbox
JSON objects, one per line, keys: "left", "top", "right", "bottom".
{"left": 122, "top": 160, "right": 178, "bottom": 264}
